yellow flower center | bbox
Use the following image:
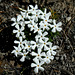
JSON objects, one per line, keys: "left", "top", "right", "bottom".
{"left": 41, "top": 36, "right": 42, "bottom": 37}
{"left": 24, "top": 54, "right": 26, "bottom": 56}
{"left": 28, "top": 46, "right": 30, "bottom": 47}
{"left": 50, "top": 48, "right": 51, "bottom": 50}
{"left": 36, "top": 15, "right": 38, "bottom": 16}
{"left": 38, "top": 29, "right": 39, "bottom": 31}
{"left": 16, "top": 50, "right": 18, "bottom": 52}
{"left": 47, "top": 57, "right": 48, "bottom": 58}
{"left": 33, "top": 9, "right": 34, "bottom": 11}
{"left": 20, "top": 42, "right": 22, "bottom": 44}
{"left": 38, "top": 54, "right": 39, "bottom": 56}
{"left": 55, "top": 25, "right": 56, "bottom": 27}
{"left": 18, "top": 30, "right": 20, "bottom": 32}
{"left": 44, "top": 43, "right": 46, "bottom": 45}
{"left": 45, "top": 20, "right": 47, "bottom": 21}
{"left": 37, "top": 65, "right": 39, "bottom": 67}
{"left": 44, "top": 25, "right": 46, "bottom": 26}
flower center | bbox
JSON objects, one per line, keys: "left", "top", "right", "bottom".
{"left": 30, "top": 21, "right": 32, "bottom": 23}
{"left": 16, "top": 50, "right": 18, "bottom": 52}
{"left": 24, "top": 54, "right": 26, "bottom": 56}
{"left": 45, "top": 20, "right": 47, "bottom": 22}
{"left": 33, "top": 9, "right": 34, "bottom": 11}
{"left": 36, "top": 43, "right": 38, "bottom": 45}
{"left": 55, "top": 25, "right": 56, "bottom": 27}
{"left": 38, "top": 29, "right": 39, "bottom": 31}
{"left": 37, "top": 65, "right": 39, "bottom": 67}
{"left": 20, "top": 42, "right": 22, "bottom": 44}
{"left": 41, "top": 36, "right": 42, "bottom": 37}
{"left": 47, "top": 57, "right": 48, "bottom": 58}
{"left": 44, "top": 25, "right": 46, "bottom": 26}
{"left": 33, "top": 26, "right": 34, "bottom": 27}
{"left": 38, "top": 54, "right": 39, "bottom": 56}
{"left": 18, "top": 30, "right": 20, "bottom": 32}
{"left": 44, "top": 43, "right": 46, "bottom": 45}
{"left": 28, "top": 46, "right": 30, "bottom": 47}
{"left": 36, "top": 15, "right": 38, "bottom": 16}
{"left": 44, "top": 14, "right": 45, "bottom": 16}
{"left": 50, "top": 48, "right": 51, "bottom": 50}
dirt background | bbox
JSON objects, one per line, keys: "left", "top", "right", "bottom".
{"left": 0, "top": 0, "right": 75, "bottom": 75}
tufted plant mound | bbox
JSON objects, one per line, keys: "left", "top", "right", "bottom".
{"left": 11, "top": 5, "right": 62, "bottom": 73}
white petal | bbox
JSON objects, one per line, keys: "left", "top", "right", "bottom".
{"left": 39, "top": 67, "right": 44, "bottom": 71}
{"left": 20, "top": 56, "right": 25, "bottom": 62}
{"left": 17, "top": 15, "right": 22, "bottom": 21}
{"left": 53, "top": 19, "right": 56, "bottom": 25}
{"left": 57, "top": 22, "right": 62, "bottom": 26}
{"left": 29, "top": 5, "right": 33, "bottom": 8}
{"left": 31, "top": 63, "right": 37, "bottom": 67}
{"left": 11, "top": 18, "right": 16, "bottom": 21}
{"left": 14, "top": 40, "right": 19, "bottom": 43}
{"left": 52, "top": 28, "right": 56, "bottom": 33}
{"left": 52, "top": 51, "right": 56, "bottom": 55}
{"left": 52, "top": 46, "right": 57, "bottom": 49}
{"left": 31, "top": 52, "right": 37, "bottom": 56}
{"left": 13, "top": 30, "right": 17, "bottom": 33}
{"left": 43, "top": 32, "right": 48, "bottom": 36}
{"left": 35, "top": 4, "right": 38, "bottom": 9}
{"left": 34, "top": 67, "right": 38, "bottom": 73}
{"left": 57, "top": 27, "right": 62, "bottom": 32}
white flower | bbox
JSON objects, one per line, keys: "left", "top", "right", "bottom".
{"left": 13, "top": 25, "right": 25, "bottom": 38}
{"left": 50, "top": 19, "right": 62, "bottom": 33}
{"left": 47, "top": 42, "right": 58, "bottom": 55}
{"left": 29, "top": 5, "right": 38, "bottom": 14}
{"left": 39, "top": 38, "right": 49, "bottom": 50}
{"left": 24, "top": 40, "right": 32, "bottom": 52}
{"left": 20, "top": 52, "right": 29, "bottom": 62}
{"left": 44, "top": 51, "right": 54, "bottom": 64}
{"left": 30, "top": 39, "right": 39, "bottom": 49}
{"left": 39, "top": 21, "right": 50, "bottom": 31}
{"left": 33, "top": 26, "right": 42, "bottom": 34}
{"left": 31, "top": 58, "right": 44, "bottom": 73}
{"left": 35, "top": 31, "right": 48, "bottom": 41}
{"left": 14, "top": 37, "right": 24, "bottom": 49}
{"left": 40, "top": 8, "right": 51, "bottom": 19}
{"left": 28, "top": 22, "right": 38, "bottom": 31}
{"left": 25, "top": 19, "right": 34, "bottom": 24}
{"left": 21, "top": 6, "right": 31, "bottom": 19}
{"left": 11, "top": 46, "right": 21, "bottom": 57}
{"left": 31, "top": 49, "right": 45, "bottom": 60}
{"left": 30, "top": 10, "right": 42, "bottom": 22}
{"left": 11, "top": 17, "right": 20, "bottom": 27}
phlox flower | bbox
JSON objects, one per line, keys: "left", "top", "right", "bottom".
{"left": 11, "top": 46, "right": 21, "bottom": 57}
{"left": 14, "top": 37, "right": 24, "bottom": 49}
{"left": 50, "top": 19, "right": 62, "bottom": 33}
{"left": 31, "top": 49, "right": 45, "bottom": 60}
{"left": 39, "top": 21, "right": 50, "bottom": 31}
{"left": 29, "top": 5, "right": 38, "bottom": 14}
{"left": 47, "top": 42, "right": 59, "bottom": 55}
{"left": 30, "top": 39, "right": 39, "bottom": 49}
{"left": 35, "top": 31, "right": 48, "bottom": 41}
{"left": 11, "top": 17, "right": 20, "bottom": 27}
{"left": 40, "top": 8, "right": 51, "bottom": 19}
{"left": 19, "top": 52, "right": 29, "bottom": 62}
{"left": 44, "top": 51, "right": 54, "bottom": 64}
{"left": 24, "top": 40, "right": 32, "bottom": 52}
{"left": 31, "top": 58, "right": 44, "bottom": 73}
{"left": 13, "top": 25, "right": 25, "bottom": 38}
{"left": 39, "top": 38, "right": 49, "bottom": 50}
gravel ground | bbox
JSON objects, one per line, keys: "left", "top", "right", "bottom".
{"left": 0, "top": 0, "right": 75, "bottom": 75}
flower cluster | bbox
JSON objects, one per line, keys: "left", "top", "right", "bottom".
{"left": 11, "top": 5, "right": 62, "bottom": 73}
